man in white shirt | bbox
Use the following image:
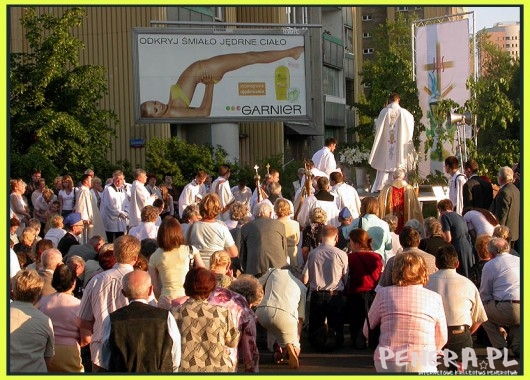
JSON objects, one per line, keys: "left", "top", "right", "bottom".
{"left": 426, "top": 245, "right": 488, "bottom": 372}
{"left": 75, "top": 174, "right": 106, "bottom": 244}
{"left": 129, "top": 169, "right": 156, "bottom": 228}
{"left": 231, "top": 179, "right": 252, "bottom": 206}
{"left": 100, "top": 170, "right": 129, "bottom": 243}
{"left": 479, "top": 237, "right": 520, "bottom": 357}
{"left": 311, "top": 138, "right": 338, "bottom": 176}
{"left": 210, "top": 165, "right": 235, "bottom": 221}
{"left": 329, "top": 171, "right": 361, "bottom": 220}
{"left": 445, "top": 156, "right": 466, "bottom": 215}
{"left": 78, "top": 235, "right": 142, "bottom": 371}
{"left": 178, "top": 170, "right": 207, "bottom": 218}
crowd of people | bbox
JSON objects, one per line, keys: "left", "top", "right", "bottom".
{"left": 9, "top": 134, "right": 520, "bottom": 373}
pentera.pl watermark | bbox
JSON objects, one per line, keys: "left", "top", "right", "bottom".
{"left": 378, "top": 346, "right": 518, "bottom": 372}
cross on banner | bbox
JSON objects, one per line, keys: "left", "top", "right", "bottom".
{"left": 422, "top": 42, "right": 456, "bottom": 100}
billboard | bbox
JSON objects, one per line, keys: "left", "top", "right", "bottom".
{"left": 415, "top": 19, "right": 470, "bottom": 172}
{"left": 133, "top": 28, "right": 310, "bottom": 123}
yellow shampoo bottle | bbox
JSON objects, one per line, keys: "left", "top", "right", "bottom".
{"left": 275, "top": 65, "right": 290, "bottom": 100}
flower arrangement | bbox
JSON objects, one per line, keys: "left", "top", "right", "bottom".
{"left": 339, "top": 145, "right": 371, "bottom": 167}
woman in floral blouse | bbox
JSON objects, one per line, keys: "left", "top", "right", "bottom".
{"left": 172, "top": 268, "right": 240, "bottom": 372}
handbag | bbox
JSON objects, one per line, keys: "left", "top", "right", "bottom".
{"left": 365, "top": 291, "right": 380, "bottom": 350}
{"left": 188, "top": 245, "right": 195, "bottom": 271}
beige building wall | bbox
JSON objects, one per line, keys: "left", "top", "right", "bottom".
{"left": 10, "top": 6, "right": 171, "bottom": 170}
{"left": 235, "top": 6, "right": 288, "bottom": 166}
{"left": 10, "top": 6, "right": 293, "bottom": 169}
{"left": 485, "top": 22, "right": 520, "bottom": 59}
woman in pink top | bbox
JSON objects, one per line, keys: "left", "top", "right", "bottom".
{"left": 364, "top": 251, "right": 447, "bottom": 373}
{"left": 38, "top": 264, "right": 87, "bottom": 372}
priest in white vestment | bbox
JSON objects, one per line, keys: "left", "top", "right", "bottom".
{"left": 368, "top": 93, "right": 415, "bottom": 192}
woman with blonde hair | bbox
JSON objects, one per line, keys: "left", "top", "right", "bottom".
{"left": 10, "top": 179, "right": 31, "bottom": 234}
{"left": 13, "top": 227, "right": 37, "bottom": 268}
{"left": 226, "top": 201, "right": 250, "bottom": 275}
{"left": 210, "top": 250, "right": 233, "bottom": 288}
{"left": 58, "top": 175, "right": 76, "bottom": 217}
{"left": 52, "top": 176, "right": 63, "bottom": 196}
{"left": 128, "top": 205, "right": 160, "bottom": 241}
{"left": 188, "top": 193, "right": 238, "bottom": 268}
{"left": 364, "top": 251, "right": 447, "bottom": 372}
{"left": 274, "top": 198, "right": 301, "bottom": 268}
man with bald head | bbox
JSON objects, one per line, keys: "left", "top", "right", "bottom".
{"left": 38, "top": 248, "right": 64, "bottom": 296}
{"left": 489, "top": 166, "right": 520, "bottom": 248}
{"left": 100, "top": 270, "right": 181, "bottom": 372}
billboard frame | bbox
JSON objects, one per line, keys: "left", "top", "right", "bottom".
{"left": 132, "top": 27, "right": 312, "bottom": 124}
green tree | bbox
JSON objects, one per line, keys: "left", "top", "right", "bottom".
{"left": 353, "top": 14, "right": 424, "bottom": 155}
{"left": 462, "top": 33, "right": 520, "bottom": 179}
{"left": 10, "top": 7, "right": 117, "bottom": 182}
{"left": 145, "top": 137, "right": 227, "bottom": 187}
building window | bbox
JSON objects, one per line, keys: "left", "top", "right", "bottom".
{"left": 214, "top": 7, "right": 224, "bottom": 21}
{"left": 287, "top": 7, "right": 308, "bottom": 24}
{"left": 363, "top": 32, "right": 372, "bottom": 38}
{"left": 344, "top": 26, "right": 353, "bottom": 53}
{"left": 363, "top": 48, "right": 374, "bottom": 54}
{"left": 397, "top": 7, "right": 409, "bottom": 11}
{"left": 362, "top": 15, "right": 372, "bottom": 21}
{"left": 322, "top": 66, "right": 340, "bottom": 96}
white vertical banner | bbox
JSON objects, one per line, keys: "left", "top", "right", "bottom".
{"left": 415, "top": 19, "right": 470, "bottom": 174}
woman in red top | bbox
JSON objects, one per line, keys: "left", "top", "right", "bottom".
{"left": 345, "top": 228, "right": 383, "bottom": 349}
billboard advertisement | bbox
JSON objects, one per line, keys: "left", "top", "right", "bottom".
{"left": 133, "top": 28, "right": 310, "bottom": 123}
{"left": 415, "top": 19, "right": 470, "bottom": 172}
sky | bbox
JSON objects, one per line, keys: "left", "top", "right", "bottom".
{"left": 467, "top": 6, "right": 521, "bottom": 30}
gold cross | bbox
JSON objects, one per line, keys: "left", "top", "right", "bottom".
{"left": 422, "top": 42, "right": 456, "bottom": 99}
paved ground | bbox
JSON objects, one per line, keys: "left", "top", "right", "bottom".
{"left": 255, "top": 329, "right": 521, "bottom": 374}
